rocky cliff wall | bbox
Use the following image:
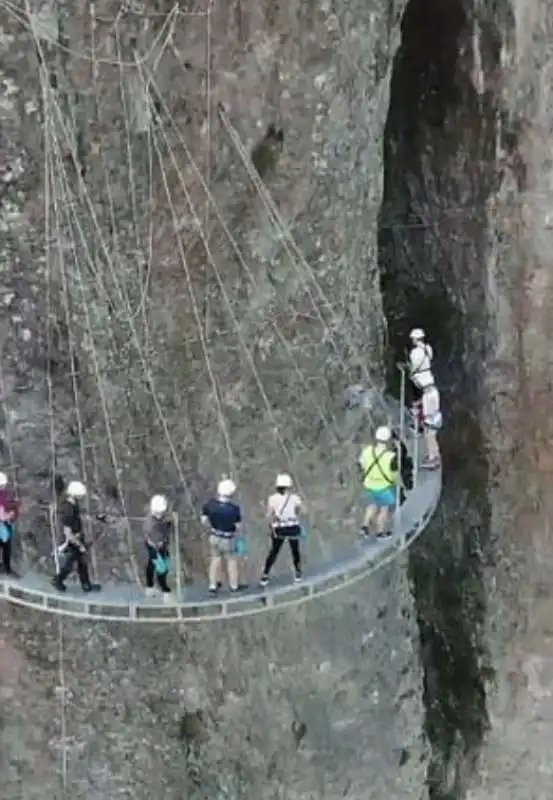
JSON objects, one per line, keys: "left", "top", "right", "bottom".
{"left": 0, "top": 2, "right": 433, "bottom": 799}
{"left": 378, "top": 0, "right": 553, "bottom": 796}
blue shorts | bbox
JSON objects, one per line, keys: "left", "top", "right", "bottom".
{"left": 365, "top": 487, "right": 396, "bottom": 509}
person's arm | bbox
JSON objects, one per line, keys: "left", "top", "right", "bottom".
{"left": 234, "top": 506, "right": 242, "bottom": 532}
{"left": 408, "top": 347, "right": 416, "bottom": 374}
{"left": 143, "top": 516, "right": 159, "bottom": 549}
{"left": 200, "top": 502, "right": 211, "bottom": 528}
{"left": 63, "top": 525, "right": 85, "bottom": 550}
{"left": 59, "top": 504, "right": 83, "bottom": 548}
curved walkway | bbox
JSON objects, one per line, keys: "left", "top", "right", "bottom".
{"left": 0, "top": 390, "right": 442, "bottom": 623}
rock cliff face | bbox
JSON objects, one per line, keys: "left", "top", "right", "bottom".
{"left": 0, "top": 2, "right": 433, "bottom": 799}
{"left": 379, "top": 0, "right": 553, "bottom": 796}
{"left": 2, "top": 0, "right": 551, "bottom": 796}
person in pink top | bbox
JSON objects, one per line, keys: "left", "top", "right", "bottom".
{"left": 0, "top": 472, "right": 19, "bottom": 576}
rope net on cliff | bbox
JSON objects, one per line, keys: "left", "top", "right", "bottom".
{"left": 9, "top": 4, "right": 395, "bottom": 591}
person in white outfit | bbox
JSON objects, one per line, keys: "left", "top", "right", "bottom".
{"left": 408, "top": 328, "right": 435, "bottom": 394}
{"left": 260, "top": 474, "right": 303, "bottom": 586}
{"left": 407, "top": 328, "right": 435, "bottom": 430}
{"left": 407, "top": 328, "right": 441, "bottom": 468}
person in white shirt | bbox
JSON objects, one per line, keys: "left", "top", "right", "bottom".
{"left": 408, "top": 328, "right": 435, "bottom": 392}
{"left": 407, "top": 328, "right": 437, "bottom": 435}
{"left": 260, "top": 474, "right": 303, "bottom": 586}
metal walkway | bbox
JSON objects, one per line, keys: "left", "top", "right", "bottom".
{"left": 0, "top": 370, "right": 442, "bottom": 623}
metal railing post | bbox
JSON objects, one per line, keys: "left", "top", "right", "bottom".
{"left": 49, "top": 502, "right": 60, "bottom": 574}
{"left": 172, "top": 511, "right": 182, "bottom": 599}
{"left": 398, "top": 362, "right": 406, "bottom": 446}
{"left": 413, "top": 417, "right": 419, "bottom": 489}
{"left": 394, "top": 363, "right": 406, "bottom": 527}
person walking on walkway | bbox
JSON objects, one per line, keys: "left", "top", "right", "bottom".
{"left": 358, "top": 426, "right": 399, "bottom": 539}
{"left": 0, "top": 472, "right": 19, "bottom": 577}
{"left": 201, "top": 478, "right": 242, "bottom": 594}
{"left": 143, "top": 494, "right": 172, "bottom": 599}
{"left": 408, "top": 328, "right": 435, "bottom": 391}
{"left": 407, "top": 328, "right": 436, "bottom": 432}
{"left": 260, "top": 473, "right": 303, "bottom": 586}
{"left": 52, "top": 481, "right": 100, "bottom": 593}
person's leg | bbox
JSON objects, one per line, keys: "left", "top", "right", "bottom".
{"left": 77, "top": 550, "right": 92, "bottom": 589}
{"left": 3, "top": 538, "right": 12, "bottom": 574}
{"left": 288, "top": 538, "right": 302, "bottom": 578}
{"left": 53, "top": 546, "right": 77, "bottom": 590}
{"left": 226, "top": 556, "right": 239, "bottom": 591}
{"left": 424, "top": 428, "right": 441, "bottom": 463}
{"left": 58, "top": 546, "right": 77, "bottom": 580}
{"left": 209, "top": 556, "right": 221, "bottom": 591}
{"left": 157, "top": 569, "right": 171, "bottom": 592}
{"left": 362, "top": 494, "right": 378, "bottom": 534}
{"left": 260, "top": 536, "right": 284, "bottom": 583}
{"left": 375, "top": 506, "right": 391, "bottom": 536}
{"left": 146, "top": 555, "right": 155, "bottom": 589}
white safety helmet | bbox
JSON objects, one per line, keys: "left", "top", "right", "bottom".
{"left": 150, "top": 494, "right": 168, "bottom": 516}
{"left": 375, "top": 425, "right": 392, "bottom": 443}
{"left": 217, "top": 478, "right": 236, "bottom": 498}
{"left": 0, "top": 472, "right": 7, "bottom": 488}
{"left": 66, "top": 480, "right": 87, "bottom": 499}
{"left": 275, "top": 473, "right": 293, "bottom": 489}
{"left": 409, "top": 327, "right": 425, "bottom": 342}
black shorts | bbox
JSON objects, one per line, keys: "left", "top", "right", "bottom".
{"left": 272, "top": 524, "right": 301, "bottom": 539}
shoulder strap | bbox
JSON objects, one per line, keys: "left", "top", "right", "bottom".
{"left": 362, "top": 447, "right": 394, "bottom": 485}
{"left": 410, "top": 344, "right": 432, "bottom": 377}
{"left": 273, "top": 492, "right": 293, "bottom": 522}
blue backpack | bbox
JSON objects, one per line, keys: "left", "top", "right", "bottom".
{"left": 0, "top": 522, "right": 11, "bottom": 543}
{"left": 153, "top": 554, "right": 170, "bottom": 575}
{"left": 234, "top": 535, "right": 248, "bottom": 555}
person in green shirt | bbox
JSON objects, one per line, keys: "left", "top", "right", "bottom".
{"left": 358, "top": 426, "right": 398, "bottom": 539}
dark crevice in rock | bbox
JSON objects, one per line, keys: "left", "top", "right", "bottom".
{"left": 378, "top": 0, "right": 511, "bottom": 796}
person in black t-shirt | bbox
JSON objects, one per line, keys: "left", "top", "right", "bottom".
{"left": 201, "top": 478, "right": 242, "bottom": 594}
{"left": 52, "top": 480, "right": 100, "bottom": 593}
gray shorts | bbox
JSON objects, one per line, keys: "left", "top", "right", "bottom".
{"left": 209, "top": 534, "right": 235, "bottom": 558}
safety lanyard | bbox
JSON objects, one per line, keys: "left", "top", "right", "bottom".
{"left": 410, "top": 344, "right": 432, "bottom": 377}
{"left": 362, "top": 448, "right": 393, "bottom": 485}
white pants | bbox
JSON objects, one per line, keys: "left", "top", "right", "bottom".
{"left": 422, "top": 387, "right": 442, "bottom": 429}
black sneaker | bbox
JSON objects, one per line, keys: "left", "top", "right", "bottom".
{"left": 294, "top": 570, "right": 303, "bottom": 583}
{"left": 4, "top": 568, "right": 19, "bottom": 578}
{"left": 52, "top": 576, "right": 66, "bottom": 592}
{"left": 376, "top": 530, "right": 392, "bottom": 539}
{"left": 259, "top": 574, "right": 269, "bottom": 587}
{"left": 360, "top": 526, "right": 370, "bottom": 539}
{"left": 208, "top": 586, "right": 218, "bottom": 595}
